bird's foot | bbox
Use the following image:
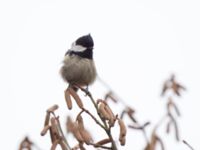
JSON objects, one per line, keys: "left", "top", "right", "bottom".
{"left": 84, "top": 86, "right": 91, "bottom": 96}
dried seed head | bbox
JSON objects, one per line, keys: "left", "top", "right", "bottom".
{"left": 94, "top": 138, "right": 111, "bottom": 147}
{"left": 41, "top": 125, "right": 50, "bottom": 136}
{"left": 65, "top": 89, "right": 72, "bottom": 110}
{"left": 104, "top": 105, "right": 116, "bottom": 127}
{"left": 119, "top": 136, "right": 126, "bottom": 146}
{"left": 97, "top": 99, "right": 106, "bottom": 105}
{"left": 44, "top": 112, "right": 50, "bottom": 126}
{"left": 77, "top": 115, "right": 84, "bottom": 130}
{"left": 66, "top": 116, "right": 74, "bottom": 133}
{"left": 49, "top": 127, "right": 56, "bottom": 143}
{"left": 98, "top": 103, "right": 110, "bottom": 120}
{"left": 148, "top": 133, "right": 157, "bottom": 150}
{"left": 50, "top": 118, "right": 59, "bottom": 136}
{"left": 72, "top": 123, "right": 84, "bottom": 142}
{"left": 118, "top": 118, "right": 126, "bottom": 146}
{"left": 118, "top": 118, "right": 127, "bottom": 137}
{"left": 68, "top": 87, "right": 84, "bottom": 109}
{"left": 105, "top": 91, "right": 118, "bottom": 103}
{"left": 161, "top": 74, "right": 186, "bottom": 97}
{"left": 126, "top": 107, "right": 135, "bottom": 115}
{"left": 47, "top": 105, "right": 59, "bottom": 113}
{"left": 18, "top": 136, "right": 33, "bottom": 150}
{"left": 76, "top": 115, "right": 93, "bottom": 145}
{"left": 78, "top": 129, "right": 93, "bottom": 145}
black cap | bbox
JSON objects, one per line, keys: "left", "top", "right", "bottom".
{"left": 75, "top": 34, "right": 94, "bottom": 48}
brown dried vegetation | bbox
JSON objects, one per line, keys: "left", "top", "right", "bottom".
{"left": 18, "top": 74, "right": 192, "bottom": 150}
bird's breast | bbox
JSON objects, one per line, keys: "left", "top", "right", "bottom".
{"left": 61, "top": 56, "right": 96, "bottom": 86}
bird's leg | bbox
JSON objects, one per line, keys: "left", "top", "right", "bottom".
{"left": 72, "top": 84, "right": 91, "bottom": 96}
{"left": 84, "top": 85, "right": 90, "bottom": 96}
{"left": 85, "top": 85, "right": 89, "bottom": 92}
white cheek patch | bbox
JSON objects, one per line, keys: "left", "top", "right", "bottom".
{"left": 70, "top": 45, "right": 86, "bottom": 52}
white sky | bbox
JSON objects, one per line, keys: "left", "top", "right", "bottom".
{"left": 1, "top": 0, "right": 200, "bottom": 149}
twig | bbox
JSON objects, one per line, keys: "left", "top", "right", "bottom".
{"left": 183, "top": 140, "right": 194, "bottom": 150}
{"left": 75, "top": 85, "right": 118, "bottom": 150}
{"left": 81, "top": 108, "right": 106, "bottom": 130}
{"left": 90, "top": 143, "right": 112, "bottom": 149}
{"left": 55, "top": 117, "right": 71, "bottom": 149}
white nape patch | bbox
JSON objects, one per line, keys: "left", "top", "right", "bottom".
{"left": 70, "top": 42, "right": 86, "bottom": 52}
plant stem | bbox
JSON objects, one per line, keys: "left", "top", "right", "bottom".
{"left": 78, "top": 86, "right": 118, "bottom": 150}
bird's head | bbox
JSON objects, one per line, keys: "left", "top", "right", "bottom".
{"left": 70, "top": 34, "right": 94, "bottom": 52}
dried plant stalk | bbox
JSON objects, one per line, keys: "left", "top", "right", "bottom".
{"left": 51, "top": 139, "right": 59, "bottom": 150}
{"left": 183, "top": 140, "right": 194, "bottom": 150}
{"left": 105, "top": 91, "right": 118, "bottom": 103}
{"left": 94, "top": 138, "right": 111, "bottom": 147}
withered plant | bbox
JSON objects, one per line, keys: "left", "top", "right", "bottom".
{"left": 40, "top": 85, "right": 127, "bottom": 150}
{"left": 102, "top": 74, "right": 188, "bottom": 150}
{"left": 64, "top": 85, "right": 126, "bottom": 150}
{"left": 18, "top": 74, "right": 192, "bottom": 150}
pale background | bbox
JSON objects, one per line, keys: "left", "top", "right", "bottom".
{"left": 0, "top": 0, "right": 200, "bottom": 149}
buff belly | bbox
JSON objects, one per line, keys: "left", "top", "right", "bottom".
{"left": 60, "top": 55, "right": 96, "bottom": 86}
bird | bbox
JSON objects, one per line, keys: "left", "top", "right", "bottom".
{"left": 60, "top": 34, "right": 97, "bottom": 91}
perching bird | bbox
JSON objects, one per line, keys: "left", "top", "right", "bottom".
{"left": 60, "top": 34, "right": 97, "bottom": 90}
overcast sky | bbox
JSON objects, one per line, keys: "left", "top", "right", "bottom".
{"left": 1, "top": 0, "right": 200, "bottom": 149}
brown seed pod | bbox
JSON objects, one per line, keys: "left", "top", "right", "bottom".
{"left": 79, "top": 142, "right": 86, "bottom": 150}
{"left": 65, "top": 89, "right": 72, "bottom": 110}
{"left": 104, "top": 105, "right": 115, "bottom": 126}
{"left": 94, "top": 138, "right": 111, "bottom": 147}
{"left": 119, "top": 136, "right": 126, "bottom": 146}
{"left": 76, "top": 115, "right": 92, "bottom": 144}
{"left": 41, "top": 125, "right": 50, "bottom": 136}
{"left": 44, "top": 112, "right": 50, "bottom": 126}
{"left": 18, "top": 137, "right": 33, "bottom": 150}
{"left": 97, "top": 99, "right": 106, "bottom": 104}
{"left": 68, "top": 88, "right": 84, "bottom": 109}
{"left": 105, "top": 91, "right": 118, "bottom": 103}
{"left": 98, "top": 103, "right": 110, "bottom": 120}
{"left": 79, "top": 129, "right": 93, "bottom": 145}
{"left": 77, "top": 115, "right": 84, "bottom": 130}
{"left": 47, "top": 105, "right": 59, "bottom": 113}
{"left": 50, "top": 118, "right": 59, "bottom": 137}
{"left": 72, "top": 123, "right": 84, "bottom": 142}
{"left": 66, "top": 116, "right": 74, "bottom": 133}
{"left": 118, "top": 118, "right": 127, "bottom": 137}
{"left": 148, "top": 133, "right": 157, "bottom": 150}
{"left": 118, "top": 118, "right": 126, "bottom": 146}
{"left": 49, "top": 127, "right": 56, "bottom": 143}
